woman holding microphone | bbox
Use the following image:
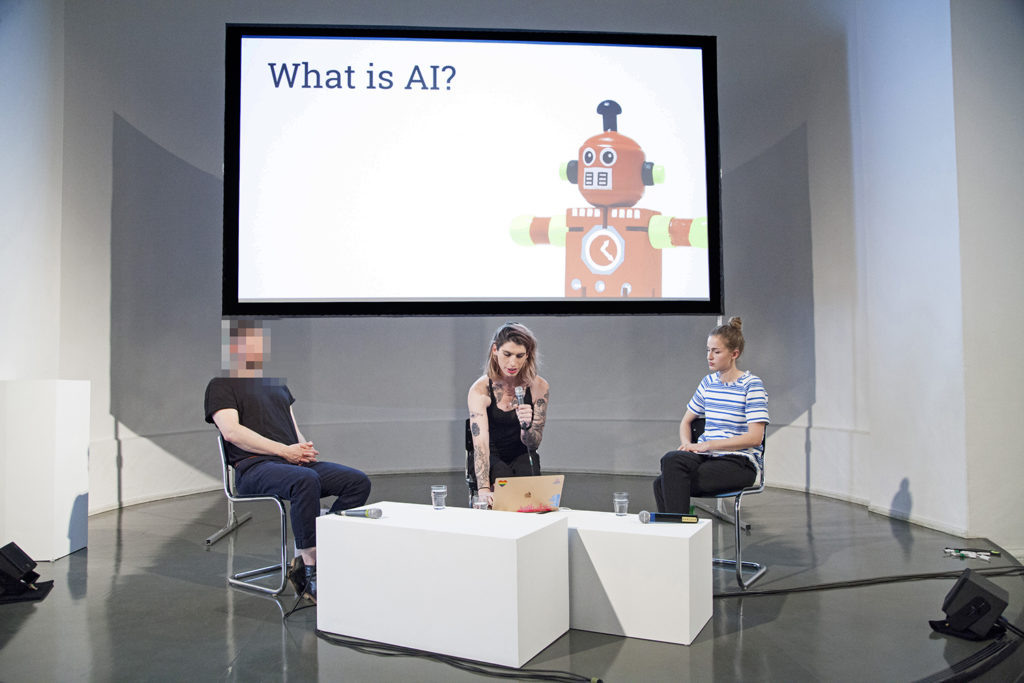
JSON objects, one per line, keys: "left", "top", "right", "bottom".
{"left": 468, "top": 322, "right": 550, "bottom": 508}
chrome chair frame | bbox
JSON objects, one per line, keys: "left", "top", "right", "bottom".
{"left": 691, "top": 419, "right": 768, "bottom": 590}
{"left": 215, "top": 434, "right": 290, "bottom": 595}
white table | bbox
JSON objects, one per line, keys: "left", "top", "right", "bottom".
{"left": 560, "top": 508, "right": 712, "bottom": 645}
{"left": 316, "top": 501, "right": 569, "bottom": 668}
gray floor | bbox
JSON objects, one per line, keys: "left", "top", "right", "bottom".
{"left": 1, "top": 472, "right": 1022, "bottom": 682}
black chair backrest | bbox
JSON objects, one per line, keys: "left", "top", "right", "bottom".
{"left": 689, "top": 417, "right": 766, "bottom": 467}
{"left": 464, "top": 418, "right": 477, "bottom": 492}
{"left": 690, "top": 417, "right": 706, "bottom": 443}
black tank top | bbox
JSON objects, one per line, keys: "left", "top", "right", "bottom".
{"left": 487, "top": 379, "right": 533, "bottom": 462}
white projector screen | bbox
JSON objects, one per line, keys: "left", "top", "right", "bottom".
{"left": 224, "top": 25, "right": 722, "bottom": 316}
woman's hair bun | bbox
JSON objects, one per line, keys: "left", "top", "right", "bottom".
{"left": 728, "top": 316, "right": 742, "bottom": 330}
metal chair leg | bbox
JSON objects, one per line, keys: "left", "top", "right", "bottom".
{"left": 711, "top": 494, "right": 767, "bottom": 590}
{"left": 205, "top": 499, "right": 254, "bottom": 546}
{"left": 694, "top": 497, "right": 751, "bottom": 531}
{"left": 694, "top": 498, "right": 737, "bottom": 525}
{"left": 712, "top": 558, "right": 767, "bottom": 590}
{"left": 226, "top": 497, "right": 290, "bottom": 596}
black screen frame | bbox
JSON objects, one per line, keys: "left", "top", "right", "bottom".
{"left": 223, "top": 23, "right": 723, "bottom": 317}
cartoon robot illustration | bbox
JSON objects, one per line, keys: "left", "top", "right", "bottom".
{"left": 511, "top": 100, "right": 707, "bottom": 298}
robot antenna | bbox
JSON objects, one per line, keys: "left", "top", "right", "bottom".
{"left": 597, "top": 100, "right": 622, "bottom": 132}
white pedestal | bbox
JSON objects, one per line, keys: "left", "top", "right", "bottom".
{"left": 0, "top": 380, "right": 90, "bottom": 561}
{"left": 562, "top": 509, "right": 712, "bottom": 645}
{"left": 317, "top": 501, "right": 569, "bottom": 668}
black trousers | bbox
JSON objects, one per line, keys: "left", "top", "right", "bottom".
{"left": 653, "top": 451, "right": 757, "bottom": 514}
{"left": 238, "top": 460, "right": 371, "bottom": 549}
{"left": 489, "top": 450, "right": 540, "bottom": 484}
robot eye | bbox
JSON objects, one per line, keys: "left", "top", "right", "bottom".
{"left": 600, "top": 148, "right": 617, "bottom": 166}
{"left": 582, "top": 147, "right": 596, "bottom": 166}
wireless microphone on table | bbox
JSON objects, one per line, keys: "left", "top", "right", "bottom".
{"left": 638, "top": 510, "right": 699, "bottom": 524}
{"left": 336, "top": 508, "right": 383, "bottom": 519}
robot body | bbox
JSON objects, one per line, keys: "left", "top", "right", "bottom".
{"left": 565, "top": 207, "right": 661, "bottom": 298}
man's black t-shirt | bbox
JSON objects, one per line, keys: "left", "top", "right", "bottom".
{"left": 204, "top": 377, "right": 297, "bottom": 475}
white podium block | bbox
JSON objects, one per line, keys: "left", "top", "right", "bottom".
{"left": 563, "top": 509, "right": 712, "bottom": 645}
{"left": 317, "top": 501, "right": 568, "bottom": 668}
{"left": 0, "top": 380, "right": 90, "bottom": 561}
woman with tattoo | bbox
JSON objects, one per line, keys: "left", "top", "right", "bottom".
{"left": 467, "top": 322, "right": 550, "bottom": 508}
{"left": 653, "top": 317, "right": 769, "bottom": 514}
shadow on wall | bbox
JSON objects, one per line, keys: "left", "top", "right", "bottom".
{"left": 109, "top": 115, "right": 223, "bottom": 492}
{"left": 722, "top": 123, "right": 816, "bottom": 429}
{"left": 890, "top": 477, "right": 914, "bottom": 558}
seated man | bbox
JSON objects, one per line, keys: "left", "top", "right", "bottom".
{"left": 205, "top": 320, "right": 370, "bottom": 602}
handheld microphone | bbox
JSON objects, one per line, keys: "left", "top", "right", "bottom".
{"left": 514, "top": 386, "right": 529, "bottom": 429}
{"left": 336, "top": 507, "right": 383, "bottom": 519}
{"left": 638, "top": 510, "right": 698, "bottom": 524}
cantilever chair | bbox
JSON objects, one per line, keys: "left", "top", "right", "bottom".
{"left": 214, "top": 434, "right": 290, "bottom": 595}
{"left": 690, "top": 418, "right": 768, "bottom": 590}
{"left": 464, "top": 418, "right": 479, "bottom": 505}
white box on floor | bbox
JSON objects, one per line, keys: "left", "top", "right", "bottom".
{"left": 317, "top": 501, "right": 569, "bottom": 668}
{"left": 562, "top": 508, "right": 712, "bottom": 645}
{"left": 0, "top": 380, "right": 90, "bottom": 562}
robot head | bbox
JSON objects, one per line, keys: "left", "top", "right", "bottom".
{"left": 565, "top": 100, "right": 657, "bottom": 208}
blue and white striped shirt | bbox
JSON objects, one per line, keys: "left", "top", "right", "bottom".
{"left": 687, "top": 371, "right": 769, "bottom": 466}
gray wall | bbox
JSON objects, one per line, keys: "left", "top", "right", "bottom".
{"left": 3, "top": 0, "right": 1022, "bottom": 555}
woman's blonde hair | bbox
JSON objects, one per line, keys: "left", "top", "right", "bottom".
{"left": 710, "top": 316, "right": 745, "bottom": 357}
{"left": 485, "top": 322, "right": 539, "bottom": 385}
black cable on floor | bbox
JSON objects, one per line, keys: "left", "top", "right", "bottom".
{"left": 712, "top": 565, "right": 1024, "bottom": 599}
{"left": 912, "top": 635, "right": 1019, "bottom": 683}
{"left": 281, "top": 588, "right": 597, "bottom": 681}
{"left": 315, "top": 629, "right": 601, "bottom": 683}
{"left": 282, "top": 594, "right": 314, "bottom": 618}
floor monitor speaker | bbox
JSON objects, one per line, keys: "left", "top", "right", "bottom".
{"left": 940, "top": 568, "right": 1009, "bottom": 637}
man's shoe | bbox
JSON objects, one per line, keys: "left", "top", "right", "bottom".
{"left": 287, "top": 556, "right": 306, "bottom": 596}
{"left": 301, "top": 565, "right": 317, "bottom": 603}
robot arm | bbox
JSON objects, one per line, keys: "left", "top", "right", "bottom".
{"left": 510, "top": 213, "right": 568, "bottom": 247}
{"left": 648, "top": 215, "right": 707, "bottom": 249}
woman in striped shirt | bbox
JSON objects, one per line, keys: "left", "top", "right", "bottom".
{"left": 653, "top": 317, "right": 769, "bottom": 514}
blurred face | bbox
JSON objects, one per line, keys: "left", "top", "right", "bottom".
{"left": 231, "top": 328, "right": 265, "bottom": 372}
{"left": 493, "top": 341, "right": 529, "bottom": 379}
{"left": 706, "top": 335, "right": 738, "bottom": 374}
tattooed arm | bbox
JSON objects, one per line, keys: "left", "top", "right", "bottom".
{"left": 520, "top": 377, "right": 549, "bottom": 451}
{"left": 468, "top": 379, "right": 493, "bottom": 506}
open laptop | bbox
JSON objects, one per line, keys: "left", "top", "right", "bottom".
{"left": 491, "top": 475, "right": 565, "bottom": 512}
